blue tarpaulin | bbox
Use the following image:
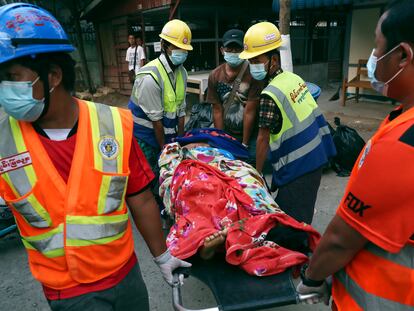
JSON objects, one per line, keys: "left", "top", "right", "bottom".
{"left": 273, "top": 0, "right": 358, "bottom": 11}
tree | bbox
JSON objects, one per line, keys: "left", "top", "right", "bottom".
{"left": 279, "top": 0, "right": 293, "bottom": 72}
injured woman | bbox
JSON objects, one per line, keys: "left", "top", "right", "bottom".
{"left": 159, "top": 128, "right": 321, "bottom": 277}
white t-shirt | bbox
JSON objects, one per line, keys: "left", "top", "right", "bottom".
{"left": 126, "top": 45, "right": 146, "bottom": 74}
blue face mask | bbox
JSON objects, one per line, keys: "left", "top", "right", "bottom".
{"left": 249, "top": 62, "right": 268, "bottom": 81}
{"left": 0, "top": 77, "right": 45, "bottom": 122}
{"left": 169, "top": 50, "right": 188, "bottom": 66}
{"left": 224, "top": 52, "right": 244, "bottom": 67}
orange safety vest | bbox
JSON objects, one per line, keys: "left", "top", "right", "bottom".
{"left": 332, "top": 106, "right": 414, "bottom": 310}
{"left": 0, "top": 99, "right": 134, "bottom": 290}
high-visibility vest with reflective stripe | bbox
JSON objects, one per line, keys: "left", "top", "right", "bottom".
{"left": 333, "top": 106, "right": 414, "bottom": 310}
{"left": 0, "top": 99, "right": 134, "bottom": 290}
{"left": 333, "top": 242, "right": 414, "bottom": 310}
{"left": 262, "top": 71, "right": 336, "bottom": 186}
{"left": 128, "top": 57, "right": 187, "bottom": 147}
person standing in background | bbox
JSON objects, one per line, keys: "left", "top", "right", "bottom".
{"left": 207, "top": 29, "right": 263, "bottom": 163}
{"left": 126, "top": 33, "right": 146, "bottom": 83}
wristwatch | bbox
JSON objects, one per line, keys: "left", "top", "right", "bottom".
{"left": 242, "top": 143, "right": 249, "bottom": 148}
{"left": 300, "top": 264, "right": 324, "bottom": 287}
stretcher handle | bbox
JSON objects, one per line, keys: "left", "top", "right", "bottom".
{"left": 172, "top": 272, "right": 219, "bottom": 311}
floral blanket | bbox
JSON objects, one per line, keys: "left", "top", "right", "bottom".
{"left": 159, "top": 143, "right": 320, "bottom": 276}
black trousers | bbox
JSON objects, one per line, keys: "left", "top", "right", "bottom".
{"left": 274, "top": 167, "right": 323, "bottom": 224}
{"left": 48, "top": 263, "right": 149, "bottom": 311}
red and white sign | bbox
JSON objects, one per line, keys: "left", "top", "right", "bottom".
{"left": 0, "top": 151, "right": 32, "bottom": 175}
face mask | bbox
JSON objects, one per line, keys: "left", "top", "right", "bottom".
{"left": 0, "top": 77, "right": 45, "bottom": 122}
{"left": 367, "top": 45, "right": 413, "bottom": 96}
{"left": 169, "top": 50, "right": 188, "bottom": 65}
{"left": 224, "top": 52, "right": 244, "bottom": 67}
{"left": 367, "top": 50, "right": 385, "bottom": 94}
{"left": 249, "top": 62, "right": 268, "bottom": 81}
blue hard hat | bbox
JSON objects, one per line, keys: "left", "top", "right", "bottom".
{"left": 0, "top": 3, "right": 75, "bottom": 65}
{"left": 306, "top": 82, "right": 322, "bottom": 101}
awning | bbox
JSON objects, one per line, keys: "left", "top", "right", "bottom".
{"left": 272, "top": 0, "right": 380, "bottom": 12}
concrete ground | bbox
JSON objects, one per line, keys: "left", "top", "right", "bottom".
{"left": 0, "top": 88, "right": 395, "bottom": 311}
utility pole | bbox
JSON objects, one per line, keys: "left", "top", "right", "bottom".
{"left": 279, "top": 0, "right": 293, "bottom": 72}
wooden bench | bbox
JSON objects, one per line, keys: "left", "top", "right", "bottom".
{"left": 341, "top": 59, "right": 373, "bottom": 106}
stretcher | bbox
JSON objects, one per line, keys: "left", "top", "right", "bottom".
{"left": 172, "top": 254, "right": 318, "bottom": 311}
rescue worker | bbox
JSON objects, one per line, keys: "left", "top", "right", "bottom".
{"left": 239, "top": 22, "right": 336, "bottom": 224}
{"left": 297, "top": 0, "right": 414, "bottom": 309}
{"left": 128, "top": 19, "right": 191, "bottom": 186}
{"left": 0, "top": 4, "right": 190, "bottom": 310}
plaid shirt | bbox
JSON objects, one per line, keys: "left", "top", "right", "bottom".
{"left": 258, "top": 69, "right": 283, "bottom": 134}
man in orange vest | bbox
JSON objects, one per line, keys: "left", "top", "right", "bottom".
{"left": 0, "top": 4, "right": 190, "bottom": 310}
{"left": 296, "top": 1, "right": 414, "bottom": 309}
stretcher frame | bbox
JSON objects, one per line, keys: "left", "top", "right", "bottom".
{"left": 171, "top": 255, "right": 319, "bottom": 311}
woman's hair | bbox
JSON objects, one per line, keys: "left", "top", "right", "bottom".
{"left": 12, "top": 52, "right": 76, "bottom": 92}
{"left": 382, "top": 0, "right": 414, "bottom": 52}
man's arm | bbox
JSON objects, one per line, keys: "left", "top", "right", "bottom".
{"left": 127, "top": 188, "right": 166, "bottom": 257}
{"left": 153, "top": 120, "right": 165, "bottom": 149}
{"left": 212, "top": 102, "right": 224, "bottom": 129}
{"left": 242, "top": 99, "right": 259, "bottom": 145}
{"left": 306, "top": 215, "right": 367, "bottom": 281}
{"left": 178, "top": 116, "right": 185, "bottom": 136}
{"left": 256, "top": 127, "right": 270, "bottom": 173}
{"left": 206, "top": 71, "right": 223, "bottom": 129}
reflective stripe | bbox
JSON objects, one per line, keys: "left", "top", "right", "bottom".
{"left": 66, "top": 214, "right": 129, "bottom": 246}
{"left": 335, "top": 269, "right": 413, "bottom": 311}
{"left": 87, "top": 101, "right": 103, "bottom": 171}
{"left": 272, "top": 126, "right": 331, "bottom": 171}
{"left": 132, "top": 115, "right": 177, "bottom": 135}
{"left": 0, "top": 118, "right": 33, "bottom": 196}
{"left": 137, "top": 65, "right": 164, "bottom": 102}
{"left": 110, "top": 106, "right": 124, "bottom": 172}
{"left": 12, "top": 193, "right": 51, "bottom": 228}
{"left": 0, "top": 117, "right": 51, "bottom": 228}
{"left": 263, "top": 85, "right": 300, "bottom": 123}
{"left": 132, "top": 115, "right": 153, "bottom": 128}
{"left": 21, "top": 224, "right": 64, "bottom": 258}
{"left": 86, "top": 102, "right": 124, "bottom": 174}
{"left": 270, "top": 108, "right": 323, "bottom": 151}
{"left": 366, "top": 243, "right": 414, "bottom": 269}
{"left": 98, "top": 175, "right": 128, "bottom": 214}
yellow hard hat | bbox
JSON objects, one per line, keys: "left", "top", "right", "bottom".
{"left": 239, "top": 22, "right": 282, "bottom": 59}
{"left": 159, "top": 19, "right": 193, "bottom": 51}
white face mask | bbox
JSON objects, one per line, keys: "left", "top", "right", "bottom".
{"left": 367, "top": 44, "right": 413, "bottom": 97}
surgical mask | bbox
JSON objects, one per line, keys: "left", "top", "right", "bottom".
{"left": 367, "top": 45, "right": 413, "bottom": 96}
{"left": 367, "top": 50, "right": 384, "bottom": 94}
{"left": 249, "top": 62, "right": 268, "bottom": 81}
{"left": 169, "top": 50, "right": 188, "bottom": 65}
{"left": 0, "top": 77, "right": 45, "bottom": 122}
{"left": 224, "top": 52, "right": 244, "bottom": 67}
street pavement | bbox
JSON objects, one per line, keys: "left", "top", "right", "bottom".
{"left": 0, "top": 89, "right": 394, "bottom": 311}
